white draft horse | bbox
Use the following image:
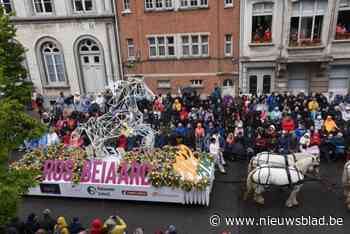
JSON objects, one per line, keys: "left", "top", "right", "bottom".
{"left": 244, "top": 156, "right": 320, "bottom": 208}
{"left": 342, "top": 161, "right": 350, "bottom": 210}
{"left": 248, "top": 149, "right": 319, "bottom": 173}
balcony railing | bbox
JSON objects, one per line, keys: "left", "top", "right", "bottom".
{"left": 251, "top": 33, "right": 272, "bottom": 44}
{"left": 335, "top": 32, "right": 350, "bottom": 41}
{"left": 289, "top": 38, "right": 322, "bottom": 47}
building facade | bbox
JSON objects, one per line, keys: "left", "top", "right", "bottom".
{"left": 116, "top": 0, "right": 240, "bottom": 96}
{"left": 240, "top": 0, "right": 350, "bottom": 96}
{"left": 2, "top": 0, "right": 122, "bottom": 97}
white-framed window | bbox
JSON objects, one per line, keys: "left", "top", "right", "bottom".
{"left": 180, "top": 0, "right": 208, "bottom": 9}
{"left": 180, "top": 34, "right": 209, "bottom": 57}
{"left": 148, "top": 35, "right": 176, "bottom": 58}
{"left": 0, "top": 0, "right": 12, "bottom": 14}
{"left": 123, "top": 0, "right": 131, "bottom": 12}
{"left": 145, "top": 0, "right": 173, "bottom": 10}
{"left": 127, "top": 39, "right": 135, "bottom": 59}
{"left": 33, "top": 0, "right": 53, "bottom": 14}
{"left": 157, "top": 80, "right": 171, "bottom": 88}
{"left": 224, "top": 34, "right": 233, "bottom": 56}
{"left": 224, "top": 0, "right": 233, "bottom": 8}
{"left": 290, "top": 0, "right": 327, "bottom": 47}
{"left": 335, "top": 0, "right": 350, "bottom": 40}
{"left": 41, "top": 42, "right": 66, "bottom": 85}
{"left": 252, "top": 2, "right": 273, "bottom": 43}
{"left": 191, "top": 79, "right": 203, "bottom": 88}
{"left": 73, "top": 0, "right": 93, "bottom": 13}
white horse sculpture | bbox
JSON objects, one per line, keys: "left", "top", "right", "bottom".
{"left": 342, "top": 161, "right": 350, "bottom": 210}
{"left": 244, "top": 156, "right": 320, "bottom": 207}
{"left": 74, "top": 77, "right": 156, "bottom": 158}
{"left": 248, "top": 149, "right": 319, "bottom": 173}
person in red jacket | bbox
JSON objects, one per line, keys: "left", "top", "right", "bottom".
{"left": 179, "top": 107, "right": 189, "bottom": 123}
{"left": 281, "top": 115, "right": 295, "bottom": 133}
{"left": 90, "top": 218, "right": 103, "bottom": 234}
{"left": 310, "top": 129, "right": 321, "bottom": 146}
{"left": 117, "top": 134, "right": 128, "bottom": 150}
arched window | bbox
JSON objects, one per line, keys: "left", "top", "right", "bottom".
{"left": 79, "top": 39, "right": 101, "bottom": 64}
{"left": 41, "top": 42, "right": 66, "bottom": 85}
{"left": 77, "top": 38, "right": 106, "bottom": 93}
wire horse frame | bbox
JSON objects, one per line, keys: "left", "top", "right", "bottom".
{"left": 74, "top": 77, "right": 156, "bottom": 158}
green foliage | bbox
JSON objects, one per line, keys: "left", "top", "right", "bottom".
{"left": 0, "top": 7, "right": 45, "bottom": 226}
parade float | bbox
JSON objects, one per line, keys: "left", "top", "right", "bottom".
{"left": 11, "top": 78, "right": 215, "bottom": 205}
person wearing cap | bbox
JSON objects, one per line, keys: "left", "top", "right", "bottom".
{"left": 39, "top": 209, "right": 55, "bottom": 234}
{"left": 299, "top": 132, "right": 311, "bottom": 152}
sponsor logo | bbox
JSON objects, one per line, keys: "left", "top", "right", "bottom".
{"left": 151, "top": 191, "right": 180, "bottom": 198}
{"left": 87, "top": 186, "right": 97, "bottom": 195}
{"left": 121, "top": 190, "right": 148, "bottom": 196}
{"left": 87, "top": 186, "right": 115, "bottom": 196}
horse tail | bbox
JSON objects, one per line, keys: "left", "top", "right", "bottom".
{"left": 247, "top": 158, "right": 254, "bottom": 174}
{"left": 244, "top": 169, "right": 256, "bottom": 201}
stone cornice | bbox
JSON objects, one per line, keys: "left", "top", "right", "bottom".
{"left": 10, "top": 14, "right": 115, "bottom": 24}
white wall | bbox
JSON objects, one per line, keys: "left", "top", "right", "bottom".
{"left": 10, "top": 0, "right": 120, "bottom": 96}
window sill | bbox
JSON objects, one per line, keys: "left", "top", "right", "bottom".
{"left": 249, "top": 42, "right": 274, "bottom": 47}
{"left": 144, "top": 8, "right": 174, "bottom": 13}
{"left": 157, "top": 86, "right": 172, "bottom": 89}
{"left": 333, "top": 39, "right": 350, "bottom": 44}
{"left": 34, "top": 12, "right": 54, "bottom": 16}
{"left": 121, "top": 10, "right": 132, "bottom": 15}
{"left": 149, "top": 57, "right": 177, "bottom": 61}
{"left": 73, "top": 11, "right": 96, "bottom": 15}
{"left": 43, "top": 85, "right": 70, "bottom": 89}
{"left": 128, "top": 57, "right": 136, "bottom": 62}
{"left": 224, "top": 55, "right": 233, "bottom": 58}
{"left": 224, "top": 5, "right": 234, "bottom": 9}
{"left": 190, "top": 86, "right": 204, "bottom": 89}
{"left": 178, "top": 6, "right": 209, "bottom": 11}
{"left": 287, "top": 45, "right": 325, "bottom": 50}
{"left": 181, "top": 56, "right": 210, "bottom": 60}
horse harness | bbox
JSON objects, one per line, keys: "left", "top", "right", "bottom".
{"left": 252, "top": 164, "right": 304, "bottom": 187}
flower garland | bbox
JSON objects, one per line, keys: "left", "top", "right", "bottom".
{"left": 10, "top": 144, "right": 88, "bottom": 184}
{"left": 12, "top": 145, "right": 214, "bottom": 192}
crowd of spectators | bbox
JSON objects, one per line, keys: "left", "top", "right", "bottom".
{"left": 4, "top": 209, "right": 178, "bottom": 234}
{"left": 30, "top": 87, "right": 350, "bottom": 173}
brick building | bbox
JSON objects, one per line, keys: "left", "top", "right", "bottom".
{"left": 116, "top": 0, "right": 240, "bottom": 96}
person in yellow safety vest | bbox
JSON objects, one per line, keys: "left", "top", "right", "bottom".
{"left": 323, "top": 115, "right": 338, "bottom": 134}
{"left": 308, "top": 97, "right": 319, "bottom": 120}
{"left": 172, "top": 99, "right": 182, "bottom": 112}
{"left": 110, "top": 216, "right": 127, "bottom": 234}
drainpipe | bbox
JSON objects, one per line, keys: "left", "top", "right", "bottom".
{"left": 277, "top": 0, "right": 286, "bottom": 91}
{"left": 111, "top": 0, "right": 124, "bottom": 80}
{"left": 239, "top": 0, "right": 244, "bottom": 94}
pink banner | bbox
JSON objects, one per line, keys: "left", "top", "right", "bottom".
{"left": 43, "top": 160, "right": 152, "bottom": 185}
